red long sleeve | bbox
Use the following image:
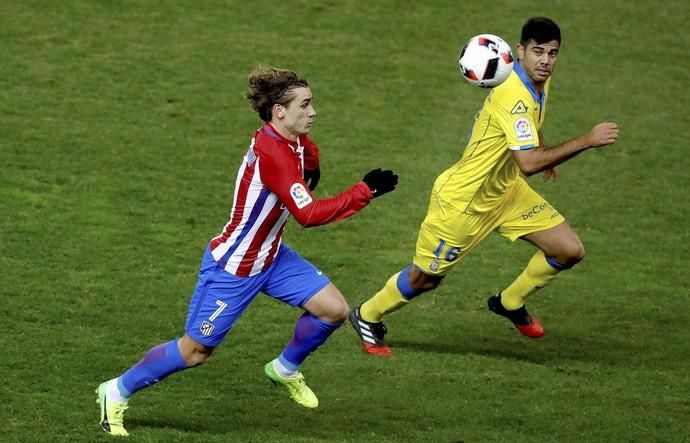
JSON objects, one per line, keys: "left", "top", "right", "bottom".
{"left": 255, "top": 130, "right": 372, "bottom": 228}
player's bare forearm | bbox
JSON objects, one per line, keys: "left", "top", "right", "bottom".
{"left": 513, "top": 136, "right": 588, "bottom": 175}
{"left": 513, "top": 122, "right": 619, "bottom": 175}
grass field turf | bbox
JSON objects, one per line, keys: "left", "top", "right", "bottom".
{"left": 1, "top": 1, "right": 689, "bottom": 441}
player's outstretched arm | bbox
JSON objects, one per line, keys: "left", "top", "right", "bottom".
{"left": 513, "top": 122, "right": 619, "bottom": 176}
{"left": 260, "top": 144, "right": 399, "bottom": 227}
{"left": 281, "top": 168, "right": 397, "bottom": 227}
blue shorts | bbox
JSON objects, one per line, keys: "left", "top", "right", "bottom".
{"left": 184, "top": 244, "right": 330, "bottom": 347}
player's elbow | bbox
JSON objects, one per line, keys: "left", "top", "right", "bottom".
{"left": 517, "top": 162, "right": 540, "bottom": 176}
{"left": 292, "top": 211, "right": 318, "bottom": 228}
{"left": 300, "top": 220, "right": 319, "bottom": 228}
{"left": 512, "top": 149, "right": 544, "bottom": 176}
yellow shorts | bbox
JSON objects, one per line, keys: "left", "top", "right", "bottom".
{"left": 413, "top": 177, "right": 565, "bottom": 276}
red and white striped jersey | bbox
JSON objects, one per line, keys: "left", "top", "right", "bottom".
{"left": 209, "top": 123, "right": 373, "bottom": 277}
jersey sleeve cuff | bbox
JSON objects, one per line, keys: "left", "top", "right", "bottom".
{"left": 508, "top": 144, "right": 537, "bottom": 151}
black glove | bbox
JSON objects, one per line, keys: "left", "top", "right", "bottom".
{"left": 362, "top": 168, "right": 398, "bottom": 198}
{"left": 304, "top": 167, "right": 321, "bottom": 191}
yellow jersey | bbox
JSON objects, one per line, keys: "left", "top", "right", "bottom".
{"left": 434, "top": 62, "right": 550, "bottom": 214}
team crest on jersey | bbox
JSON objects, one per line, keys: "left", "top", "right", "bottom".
{"left": 290, "top": 183, "right": 312, "bottom": 209}
{"left": 514, "top": 118, "right": 533, "bottom": 141}
{"left": 200, "top": 321, "right": 215, "bottom": 336}
{"left": 511, "top": 100, "right": 528, "bottom": 114}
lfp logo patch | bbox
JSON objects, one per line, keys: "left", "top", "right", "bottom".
{"left": 514, "top": 118, "right": 533, "bottom": 141}
{"left": 290, "top": 183, "right": 313, "bottom": 209}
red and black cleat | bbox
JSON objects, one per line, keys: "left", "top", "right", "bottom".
{"left": 349, "top": 305, "right": 394, "bottom": 356}
{"left": 488, "top": 293, "right": 544, "bottom": 339}
{"left": 362, "top": 342, "right": 393, "bottom": 357}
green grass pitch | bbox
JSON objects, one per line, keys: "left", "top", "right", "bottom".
{"left": 1, "top": 1, "right": 688, "bottom": 441}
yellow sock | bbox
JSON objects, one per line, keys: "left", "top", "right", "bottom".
{"left": 501, "top": 251, "right": 561, "bottom": 310}
{"left": 360, "top": 272, "right": 409, "bottom": 323}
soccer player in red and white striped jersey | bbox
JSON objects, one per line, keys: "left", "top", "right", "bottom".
{"left": 209, "top": 119, "right": 372, "bottom": 276}
{"left": 96, "top": 66, "right": 398, "bottom": 437}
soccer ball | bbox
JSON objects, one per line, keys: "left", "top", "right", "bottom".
{"left": 458, "top": 34, "right": 514, "bottom": 88}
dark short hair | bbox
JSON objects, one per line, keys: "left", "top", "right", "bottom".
{"left": 245, "top": 66, "right": 309, "bottom": 122}
{"left": 520, "top": 17, "right": 561, "bottom": 45}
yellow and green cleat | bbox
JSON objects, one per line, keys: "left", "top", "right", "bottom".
{"left": 96, "top": 381, "right": 129, "bottom": 437}
{"left": 264, "top": 361, "right": 319, "bottom": 409}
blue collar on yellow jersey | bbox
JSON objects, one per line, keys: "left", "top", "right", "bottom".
{"left": 514, "top": 61, "right": 545, "bottom": 107}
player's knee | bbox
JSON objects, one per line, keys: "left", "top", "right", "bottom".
{"left": 185, "top": 347, "right": 214, "bottom": 367}
{"left": 556, "top": 241, "right": 585, "bottom": 268}
{"left": 319, "top": 297, "right": 349, "bottom": 324}
{"left": 179, "top": 336, "right": 215, "bottom": 367}
{"left": 568, "top": 239, "right": 585, "bottom": 264}
{"left": 408, "top": 268, "right": 444, "bottom": 293}
{"left": 329, "top": 302, "right": 350, "bottom": 324}
{"left": 416, "top": 278, "right": 442, "bottom": 292}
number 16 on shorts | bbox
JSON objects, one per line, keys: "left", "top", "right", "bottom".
{"left": 429, "top": 239, "right": 462, "bottom": 272}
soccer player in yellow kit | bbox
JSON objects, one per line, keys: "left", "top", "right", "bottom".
{"left": 349, "top": 17, "right": 619, "bottom": 355}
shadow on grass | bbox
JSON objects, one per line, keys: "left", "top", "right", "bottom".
{"left": 127, "top": 413, "right": 422, "bottom": 441}
{"left": 389, "top": 327, "right": 668, "bottom": 369}
{"left": 124, "top": 389, "right": 437, "bottom": 441}
{"left": 391, "top": 335, "right": 549, "bottom": 364}
{"left": 127, "top": 417, "right": 209, "bottom": 434}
